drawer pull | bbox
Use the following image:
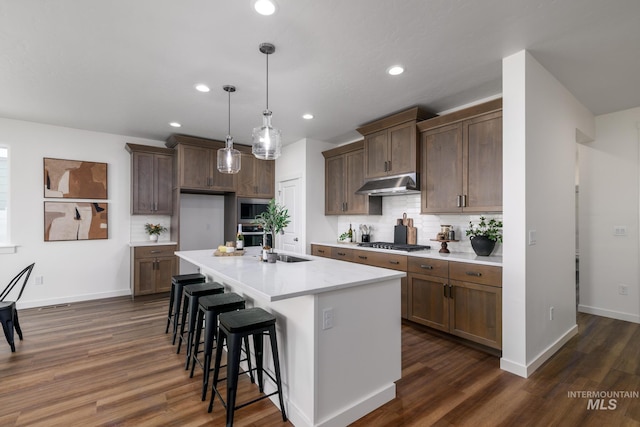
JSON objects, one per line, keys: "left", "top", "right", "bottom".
{"left": 150, "top": 250, "right": 162, "bottom": 254}
{"left": 358, "top": 255, "right": 367, "bottom": 259}
{"left": 420, "top": 264, "right": 433, "bottom": 270}
{"left": 337, "top": 252, "right": 346, "bottom": 256}
{"left": 465, "top": 271, "right": 482, "bottom": 277}
{"left": 318, "top": 249, "right": 325, "bottom": 253}
{"left": 389, "top": 260, "right": 400, "bottom": 265}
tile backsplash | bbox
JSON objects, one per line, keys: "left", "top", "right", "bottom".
{"left": 337, "top": 194, "right": 502, "bottom": 255}
{"left": 130, "top": 215, "right": 172, "bottom": 243}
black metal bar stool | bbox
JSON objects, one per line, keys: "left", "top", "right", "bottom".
{"left": 166, "top": 273, "right": 205, "bottom": 345}
{"left": 177, "top": 282, "right": 225, "bottom": 362}
{"left": 189, "top": 292, "right": 253, "bottom": 400}
{"left": 209, "top": 307, "right": 287, "bottom": 426}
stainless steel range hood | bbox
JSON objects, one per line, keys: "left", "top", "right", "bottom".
{"left": 355, "top": 173, "right": 420, "bottom": 196}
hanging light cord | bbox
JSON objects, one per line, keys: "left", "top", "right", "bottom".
{"left": 265, "top": 51, "right": 269, "bottom": 110}
{"left": 227, "top": 87, "right": 231, "bottom": 135}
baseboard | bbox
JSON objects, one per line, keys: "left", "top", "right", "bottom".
{"left": 578, "top": 304, "right": 640, "bottom": 324}
{"left": 501, "top": 324, "right": 578, "bottom": 378}
{"left": 316, "top": 384, "right": 396, "bottom": 427}
{"left": 17, "top": 289, "right": 131, "bottom": 309}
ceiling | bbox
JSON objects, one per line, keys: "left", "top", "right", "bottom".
{"left": 1, "top": 1, "right": 639, "bottom": 146}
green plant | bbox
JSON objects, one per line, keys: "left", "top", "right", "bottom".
{"left": 252, "top": 199, "right": 291, "bottom": 252}
{"left": 466, "top": 216, "right": 503, "bottom": 242}
{"left": 144, "top": 223, "right": 167, "bottom": 235}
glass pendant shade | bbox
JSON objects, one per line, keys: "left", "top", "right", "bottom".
{"left": 252, "top": 110, "right": 282, "bottom": 160}
{"left": 217, "top": 135, "right": 241, "bottom": 174}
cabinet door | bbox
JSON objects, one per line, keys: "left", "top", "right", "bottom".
{"left": 408, "top": 273, "right": 449, "bottom": 332}
{"left": 209, "top": 150, "right": 236, "bottom": 192}
{"left": 253, "top": 158, "right": 275, "bottom": 198}
{"left": 421, "top": 123, "right": 464, "bottom": 213}
{"left": 325, "top": 155, "right": 345, "bottom": 214}
{"left": 131, "top": 152, "right": 155, "bottom": 214}
{"left": 311, "top": 244, "right": 332, "bottom": 258}
{"left": 364, "top": 130, "right": 389, "bottom": 178}
{"left": 388, "top": 122, "right": 417, "bottom": 176}
{"left": 449, "top": 280, "right": 502, "bottom": 349}
{"left": 345, "top": 150, "right": 369, "bottom": 214}
{"left": 180, "top": 145, "right": 211, "bottom": 190}
{"left": 134, "top": 258, "right": 156, "bottom": 295}
{"left": 154, "top": 154, "right": 173, "bottom": 214}
{"left": 155, "top": 256, "right": 176, "bottom": 293}
{"left": 463, "top": 111, "right": 503, "bottom": 212}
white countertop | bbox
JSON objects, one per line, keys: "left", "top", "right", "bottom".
{"left": 175, "top": 249, "right": 405, "bottom": 302}
{"left": 129, "top": 241, "right": 178, "bottom": 247}
{"left": 312, "top": 241, "right": 503, "bottom": 267}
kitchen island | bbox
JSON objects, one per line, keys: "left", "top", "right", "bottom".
{"left": 175, "top": 249, "right": 405, "bottom": 427}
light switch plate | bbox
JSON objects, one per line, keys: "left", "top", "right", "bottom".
{"left": 528, "top": 230, "right": 537, "bottom": 246}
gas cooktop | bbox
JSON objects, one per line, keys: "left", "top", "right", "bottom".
{"left": 357, "top": 242, "right": 431, "bottom": 252}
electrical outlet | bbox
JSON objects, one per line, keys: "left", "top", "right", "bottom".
{"left": 34, "top": 276, "right": 44, "bottom": 285}
{"left": 619, "top": 284, "right": 629, "bottom": 296}
{"left": 613, "top": 226, "right": 627, "bottom": 236}
{"left": 322, "top": 308, "right": 333, "bottom": 330}
{"left": 528, "top": 230, "right": 537, "bottom": 246}
{"left": 549, "top": 306, "right": 554, "bottom": 320}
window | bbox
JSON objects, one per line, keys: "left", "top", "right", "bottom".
{"left": 0, "top": 147, "right": 7, "bottom": 244}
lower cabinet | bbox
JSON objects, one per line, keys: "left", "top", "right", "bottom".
{"left": 132, "top": 245, "right": 177, "bottom": 296}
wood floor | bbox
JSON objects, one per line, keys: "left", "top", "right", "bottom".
{"left": 1, "top": 295, "right": 638, "bottom": 427}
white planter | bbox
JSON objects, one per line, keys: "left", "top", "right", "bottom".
{"left": 149, "top": 234, "right": 158, "bottom": 242}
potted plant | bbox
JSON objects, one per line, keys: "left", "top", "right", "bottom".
{"left": 252, "top": 199, "right": 291, "bottom": 262}
{"left": 145, "top": 223, "right": 167, "bottom": 242}
{"left": 466, "top": 216, "right": 503, "bottom": 256}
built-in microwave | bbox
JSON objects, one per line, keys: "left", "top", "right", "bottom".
{"left": 237, "top": 198, "right": 270, "bottom": 223}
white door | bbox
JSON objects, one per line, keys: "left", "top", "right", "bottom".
{"left": 279, "top": 177, "right": 303, "bottom": 253}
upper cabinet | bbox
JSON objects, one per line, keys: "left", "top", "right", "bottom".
{"left": 357, "top": 107, "right": 435, "bottom": 179}
{"left": 235, "top": 152, "right": 275, "bottom": 199}
{"left": 125, "top": 143, "right": 174, "bottom": 215}
{"left": 418, "top": 99, "right": 503, "bottom": 214}
{"left": 323, "top": 140, "right": 382, "bottom": 215}
{"left": 166, "top": 135, "right": 235, "bottom": 193}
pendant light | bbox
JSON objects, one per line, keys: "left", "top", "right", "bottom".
{"left": 217, "top": 85, "right": 241, "bottom": 174}
{"left": 252, "top": 42, "right": 282, "bottom": 160}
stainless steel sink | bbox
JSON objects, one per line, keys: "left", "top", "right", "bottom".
{"left": 277, "top": 254, "right": 311, "bottom": 263}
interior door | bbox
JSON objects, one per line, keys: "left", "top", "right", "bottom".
{"left": 279, "top": 177, "right": 302, "bottom": 253}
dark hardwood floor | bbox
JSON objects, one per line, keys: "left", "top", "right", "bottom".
{"left": 1, "top": 295, "right": 638, "bottom": 426}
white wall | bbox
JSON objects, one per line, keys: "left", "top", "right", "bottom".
{"left": 276, "top": 138, "right": 335, "bottom": 254}
{"left": 0, "top": 117, "right": 166, "bottom": 308}
{"left": 578, "top": 107, "right": 640, "bottom": 322}
{"left": 502, "top": 50, "right": 595, "bottom": 377}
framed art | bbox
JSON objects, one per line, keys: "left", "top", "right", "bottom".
{"left": 44, "top": 202, "right": 108, "bottom": 241}
{"left": 44, "top": 158, "right": 108, "bottom": 199}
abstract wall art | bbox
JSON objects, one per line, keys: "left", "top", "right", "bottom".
{"left": 44, "top": 158, "right": 108, "bottom": 199}
{"left": 44, "top": 202, "right": 108, "bottom": 241}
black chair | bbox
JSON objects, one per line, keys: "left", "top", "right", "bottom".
{"left": 166, "top": 273, "right": 205, "bottom": 345}
{"left": 0, "top": 263, "right": 35, "bottom": 352}
{"left": 209, "top": 307, "right": 287, "bottom": 426}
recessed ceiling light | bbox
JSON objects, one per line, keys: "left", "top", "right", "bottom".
{"left": 302, "top": 113, "right": 314, "bottom": 120}
{"left": 253, "top": 0, "right": 277, "bottom": 15}
{"left": 195, "top": 84, "right": 210, "bottom": 93}
{"left": 387, "top": 65, "right": 404, "bottom": 76}
{"left": 169, "top": 122, "right": 182, "bottom": 128}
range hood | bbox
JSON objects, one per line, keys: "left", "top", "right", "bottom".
{"left": 355, "top": 173, "right": 420, "bottom": 196}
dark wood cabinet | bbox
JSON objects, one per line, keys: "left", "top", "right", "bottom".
{"left": 176, "top": 143, "right": 235, "bottom": 192}
{"left": 126, "top": 144, "right": 174, "bottom": 215}
{"left": 419, "top": 99, "right": 502, "bottom": 214}
{"left": 357, "top": 107, "right": 435, "bottom": 179}
{"left": 236, "top": 153, "right": 275, "bottom": 198}
{"left": 132, "top": 245, "right": 177, "bottom": 296}
{"left": 322, "top": 140, "right": 382, "bottom": 215}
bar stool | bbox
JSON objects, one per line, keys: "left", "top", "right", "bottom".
{"left": 209, "top": 307, "right": 287, "bottom": 426}
{"left": 177, "top": 282, "right": 225, "bottom": 362}
{"left": 166, "top": 273, "right": 205, "bottom": 345}
{"left": 189, "top": 292, "right": 252, "bottom": 400}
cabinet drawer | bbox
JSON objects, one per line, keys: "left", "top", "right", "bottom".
{"left": 407, "top": 257, "right": 448, "bottom": 278}
{"left": 134, "top": 245, "right": 177, "bottom": 259}
{"left": 331, "top": 247, "right": 355, "bottom": 262}
{"left": 311, "top": 244, "right": 332, "bottom": 258}
{"left": 354, "top": 250, "right": 407, "bottom": 271}
{"left": 449, "top": 262, "right": 502, "bottom": 287}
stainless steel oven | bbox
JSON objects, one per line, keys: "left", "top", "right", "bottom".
{"left": 239, "top": 223, "right": 266, "bottom": 247}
